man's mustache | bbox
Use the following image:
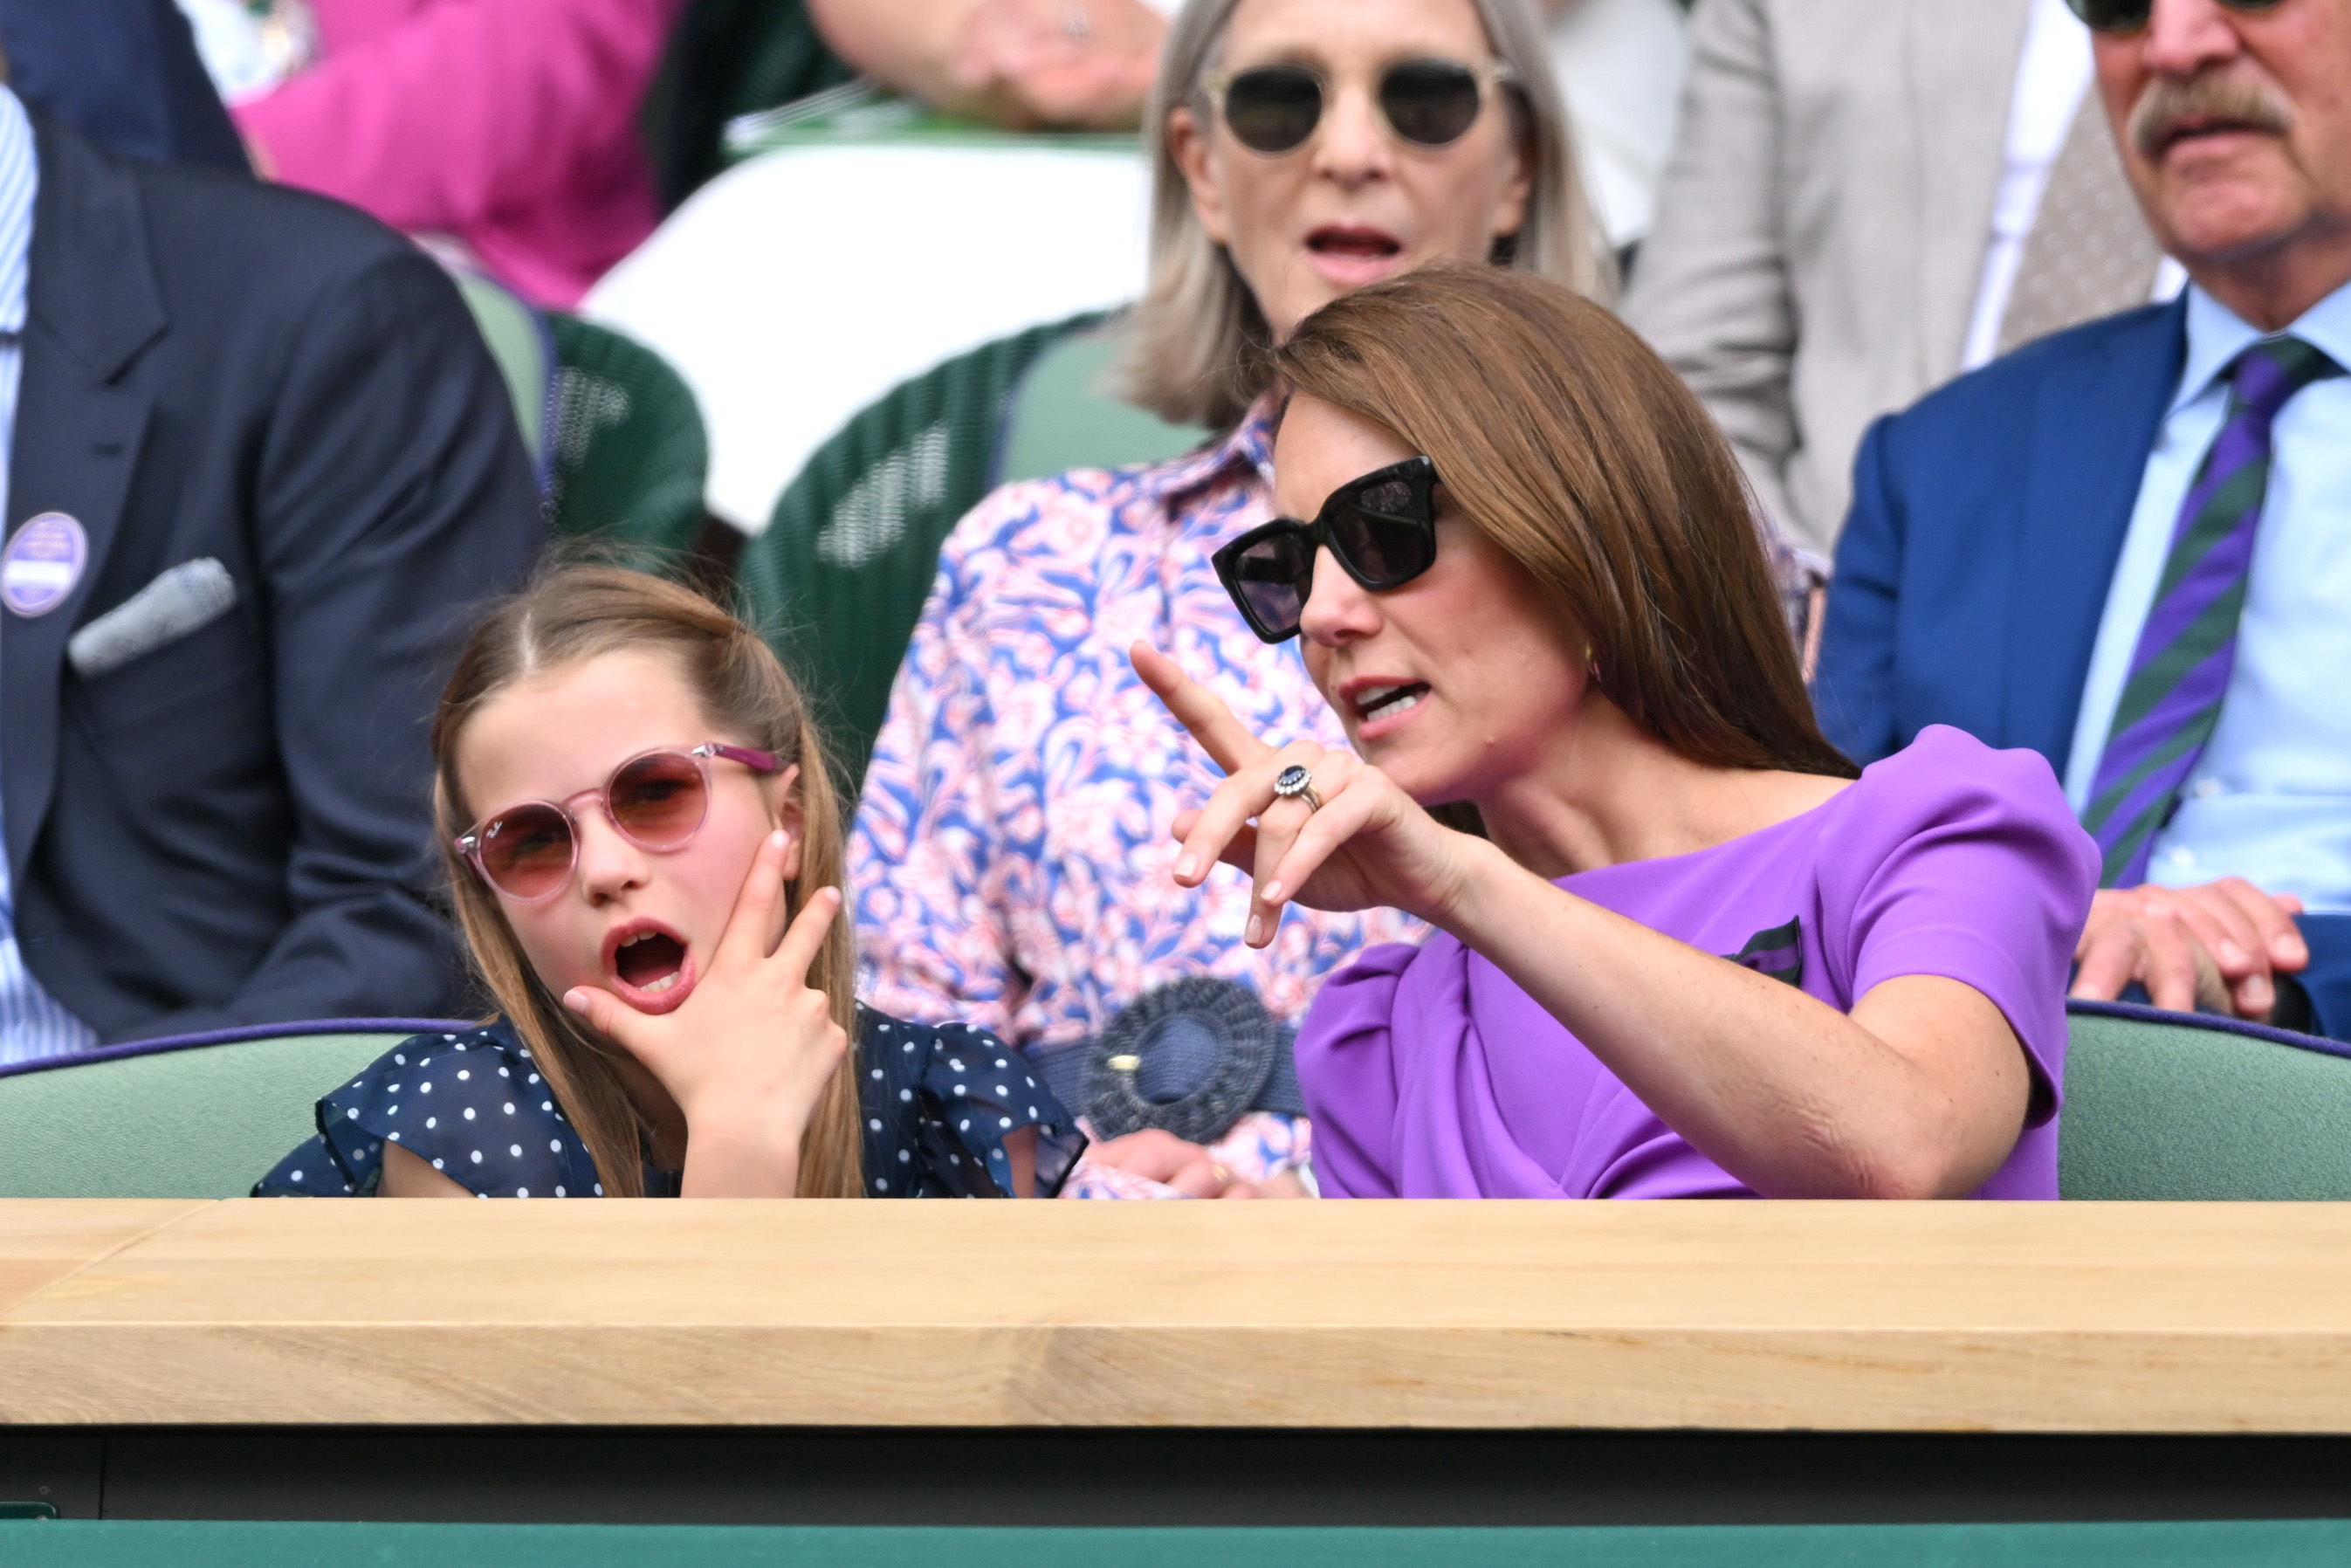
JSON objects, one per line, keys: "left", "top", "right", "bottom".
{"left": 2130, "top": 72, "right": 2293, "bottom": 159}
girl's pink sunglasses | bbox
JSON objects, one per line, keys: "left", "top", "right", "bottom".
{"left": 454, "top": 743, "right": 780, "bottom": 902}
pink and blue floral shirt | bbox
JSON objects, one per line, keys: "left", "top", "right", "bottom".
{"left": 850, "top": 395, "right": 1422, "bottom": 1054}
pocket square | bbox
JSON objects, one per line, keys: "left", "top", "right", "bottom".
{"left": 67, "top": 558, "right": 238, "bottom": 679}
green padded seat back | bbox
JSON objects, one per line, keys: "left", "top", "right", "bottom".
{"left": 2058, "top": 1001, "right": 2351, "bottom": 1200}
{"left": 738, "top": 310, "right": 1108, "bottom": 789}
{"left": 451, "top": 268, "right": 560, "bottom": 489}
{"left": 998, "top": 326, "right": 1207, "bottom": 485}
{"left": 0, "top": 1024, "right": 463, "bottom": 1199}
{"left": 545, "top": 313, "right": 711, "bottom": 565}
{"left": 448, "top": 274, "right": 709, "bottom": 565}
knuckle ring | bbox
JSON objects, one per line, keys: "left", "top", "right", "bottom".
{"left": 1273, "top": 763, "right": 1322, "bottom": 814}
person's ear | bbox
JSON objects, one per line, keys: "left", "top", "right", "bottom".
{"left": 767, "top": 764, "right": 808, "bottom": 882}
{"left": 1168, "top": 103, "right": 1234, "bottom": 247}
{"left": 1489, "top": 106, "right": 1536, "bottom": 247}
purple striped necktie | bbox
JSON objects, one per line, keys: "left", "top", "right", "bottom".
{"left": 2082, "top": 334, "right": 2341, "bottom": 888}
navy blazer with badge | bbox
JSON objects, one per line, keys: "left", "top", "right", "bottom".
{"left": 1813, "top": 297, "right": 2351, "bottom": 1037}
{"left": 6, "top": 114, "right": 543, "bottom": 1043}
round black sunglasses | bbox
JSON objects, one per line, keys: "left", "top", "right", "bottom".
{"left": 1200, "top": 58, "right": 1516, "bottom": 155}
{"left": 1212, "top": 457, "right": 1441, "bottom": 643}
{"left": 2064, "top": 0, "right": 2282, "bottom": 31}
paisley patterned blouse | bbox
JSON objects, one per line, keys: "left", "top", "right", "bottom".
{"left": 849, "top": 395, "right": 1423, "bottom": 1054}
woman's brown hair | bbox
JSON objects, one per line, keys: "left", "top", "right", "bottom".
{"left": 1273, "top": 265, "right": 1856, "bottom": 781}
{"left": 430, "top": 565, "right": 864, "bottom": 1199}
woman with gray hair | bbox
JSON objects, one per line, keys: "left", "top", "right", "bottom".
{"left": 850, "top": 0, "right": 1610, "bottom": 1198}
{"left": 1118, "top": 0, "right": 1609, "bottom": 427}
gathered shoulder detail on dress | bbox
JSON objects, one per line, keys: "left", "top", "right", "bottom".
{"left": 1293, "top": 940, "right": 1443, "bottom": 1200}
{"left": 253, "top": 1022, "right": 599, "bottom": 1199}
{"left": 1811, "top": 724, "right": 2100, "bottom": 1124}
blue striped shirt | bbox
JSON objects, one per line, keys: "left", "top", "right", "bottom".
{"left": 0, "top": 89, "right": 100, "bottom": 1066}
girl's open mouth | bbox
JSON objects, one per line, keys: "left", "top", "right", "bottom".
{"left": 603, "top": 923, "right": 697, "bottom": 1014}
{"left": 616, "top": 931, "right": 685, "bottom": 989}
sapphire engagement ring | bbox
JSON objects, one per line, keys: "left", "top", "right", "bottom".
{"left": 1273, "top": 764, "right": 1322, "bottom": 813}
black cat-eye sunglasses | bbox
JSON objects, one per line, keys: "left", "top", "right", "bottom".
{"left": 1212, "top": 457, "right": 1440, "bottom": 643}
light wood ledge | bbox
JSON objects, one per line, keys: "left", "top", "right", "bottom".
{"left": 5, "top": 1199, "right": 2351, "bottom": 1431}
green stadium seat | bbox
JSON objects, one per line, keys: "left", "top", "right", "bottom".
{"left": 449, "top": 268, "right": 558, "bottom": 489}
{"left": 2058, "top": 1000, "right": 2351, "bottom": 1200}
{"left": 997, "top": 327, "right": 1209, "bottom": 485}
{"left": 449, "top": 266, "right": 711, "bottom": 567}
{"left": 0, "top": 1021, "right": 466, "bottom": 1200}
{"left": 544, "top": 313, "right": 711, "bottom": 565}
{"left": 739, "top": 313, "right": 1204, "bottom": 787}
{"left": 24, "top": 1001, "right": 2324, "bottom": 1204}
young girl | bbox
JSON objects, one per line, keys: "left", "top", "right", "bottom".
{"left": 258, "top": 567, "right": 1083, "bottom": 1198}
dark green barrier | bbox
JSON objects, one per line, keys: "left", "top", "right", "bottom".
{"left": 5, "top": 1522, "right": 2351, "bottom": 1567}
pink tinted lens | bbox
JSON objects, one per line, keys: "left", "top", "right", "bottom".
{"left": 607, "top": 752, "right": 710, "bottom": 849}
{"left": 477, "top": 803, "right": 575, "bottom": 899}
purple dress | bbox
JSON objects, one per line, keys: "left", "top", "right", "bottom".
{"left": 1298, "top": 726, "right": 2100, "bottom": 1200}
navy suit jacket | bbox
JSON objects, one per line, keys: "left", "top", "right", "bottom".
{"left": 0, "top": 0, "right": 248, "bottom": 172}
{"left": 5, "top": 115, "right": 544, "bottom": 1043}
{"left": 1814, "top": 296, "right": 2351, "bottom": 1038}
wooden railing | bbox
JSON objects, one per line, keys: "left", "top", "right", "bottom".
{"left": 6, "top": 1199, "right": 2351, "bottom": 1430}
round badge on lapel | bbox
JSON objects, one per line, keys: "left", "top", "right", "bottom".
{"left": 2, "top": 513, "right": 89, "bottom": 618}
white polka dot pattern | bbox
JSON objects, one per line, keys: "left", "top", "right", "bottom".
{"left": 251, "top": 1011, "right": 1085, "bottom": 1200}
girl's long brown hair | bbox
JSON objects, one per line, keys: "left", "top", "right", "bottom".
{"left": 1273, "top": 265, "right": 1857, "bottom": 781}
{"left": 430, "top": 566, "right": 864, "bottom": 1199}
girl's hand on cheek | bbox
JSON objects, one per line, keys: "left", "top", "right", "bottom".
{"left": 1132, "top": 642, "right": 1480, "bottom": 946}
{"left": 564, "top": 833, "right": 848, "bottom": 1197}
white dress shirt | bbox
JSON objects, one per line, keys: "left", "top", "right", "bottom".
{"left": 1548, "top": 0, "right": 1688, "bottom": 250}
{"left": 0, "top": 89, "right": 102, "bottom": 1065}
{"left": 1962, "top": 0, "right": 2091, "bottom": 369}
{"left": 2061, "top": 279, "right": 2351, "bottom": 913}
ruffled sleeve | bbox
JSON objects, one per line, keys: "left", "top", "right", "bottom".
{"left": 253, "top": 1023, "right": 605, "bottom": 1199}
{"left": 860, "top": 1011, "right": 1085, "bottom": 1197}
{"left": 1816, "top": 726, "right": 2100, "bottom": 1131}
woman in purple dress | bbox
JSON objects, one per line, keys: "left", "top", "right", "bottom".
{"left": 1133, "top": 265, "right": 2100, "bottom": 1200}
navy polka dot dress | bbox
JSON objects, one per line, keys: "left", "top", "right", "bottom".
{"left": 254, "top": 1008, "right": 1083, "bottom": 1199}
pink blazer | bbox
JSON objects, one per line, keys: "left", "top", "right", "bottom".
{"left": 233, "top": 0, "right": 687, "bottom": 306}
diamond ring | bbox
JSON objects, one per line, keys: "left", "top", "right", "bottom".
{"left": 1272, "top": 763, "right": 1322, "bottom": 813}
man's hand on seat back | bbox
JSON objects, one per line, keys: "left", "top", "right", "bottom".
{"left": 2070, "top": 878, "right": 2309, "bottom": 1022}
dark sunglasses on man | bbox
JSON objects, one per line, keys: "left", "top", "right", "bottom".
{"left": 2063, "top": 0, "right": 2282, "bottom": 31}
{"left": 1200, "top": 58, "right": 1516, "bottom": 155}
{"left": 1213, "top": 456, "right": 1441, "bottom": 643}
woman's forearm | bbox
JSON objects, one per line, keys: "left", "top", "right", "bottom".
{"left": 1436, "top": 838, "right": 2030, "bottom": 1198}
{"left": 807, "top": 0, "right": 984, "bottom": 111}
